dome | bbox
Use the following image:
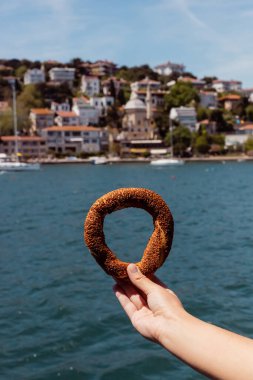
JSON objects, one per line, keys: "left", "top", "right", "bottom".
{"left": 124, "top": 91, "right": 146, "bottom": 110}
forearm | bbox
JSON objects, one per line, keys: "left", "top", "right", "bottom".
{"left": 160, "top": 311, "right": 253, "bottom": 380}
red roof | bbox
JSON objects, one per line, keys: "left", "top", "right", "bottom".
{"left": 30, "top": 108, "right": 54, "bottom": 115}
{"left": 56, "top": 111, "right": 77, "bottom": 118}
{"left": 219, "top": 94, "right": 241, "bottom": 101}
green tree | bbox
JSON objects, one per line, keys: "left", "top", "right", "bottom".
{"left": 164, "top": 82, "right": 199, "bottom": 111}
{"left": 165, "top": 125, "right": 192, "bottom": 156}
{"left": 246, "top": 104, "right": 253, "bottom": 121}
{"left": 0, "top": 109, "right": 13, "bottom": 135}
{"left": 194, "top": 135, "right": 210, "bottom": 154}
{"left": 197, "top": 106, "right": 209, "bottom": 121}
{"left": 17, "top": 84, "right": 44, "bottom": 131}
{"left": 244, "top": 136, "right": 253, "bottom": 152}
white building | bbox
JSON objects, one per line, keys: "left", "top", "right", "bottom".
{"left": 24, "top": 68, "right": 45, "bottom": 85}
{"left": 42, "top": 126, "right": 108, "bottom": 154}
{"left": 29, "top": 108, "right": 55, "bottom": 133}
{"left": 72, "top": 97, "right": 99, "bottom": 125}
{"left": 80, "top": 75, "right": 100, "bottom": 97}
{"left": 49, "top": 67, "right": 75, "bottom": 85}
{"left": 51, "top": 101, "right": 70, "bottom": 112}
{"left": 55, "top": 111, "right": 79, "bottom": 126}
{"left": 170, "top": 107, "right": 197, "bottom": 131}
{"left": 90, "top": 96, "right": 114, "bottom": 116}
{"left": 131, "top": 77, "right": 161, "bottom": 92}
{"left": 154, "top": 61, "right": 185, "bottom": 76}
{"left": 199, "top": 91, "right": 218, "bottom": 108}
{"left": 212, "top": 79, "right": 242, "bottom": 93}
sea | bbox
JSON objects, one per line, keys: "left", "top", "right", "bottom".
{"left": 1, "top": 162, "right": 253, "bottom": 380}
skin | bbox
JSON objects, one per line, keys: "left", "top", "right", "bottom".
{"left": 113, "top": 264, "right": 253, "bottom": 380}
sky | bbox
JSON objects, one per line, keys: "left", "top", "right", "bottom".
{"left": 1, "top": 0, "right": 253, "bottom": 86}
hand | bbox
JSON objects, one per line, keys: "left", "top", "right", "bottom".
{"left": 113, "top": 263, "right": 185, "bottom": 344}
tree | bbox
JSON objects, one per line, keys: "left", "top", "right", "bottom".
{"left": 164, "top": 82, "right": 199, "bottom": 111}
{"left": 194, "top": 135, "right": 210, "bottom": 154}
{"left": 244, "top": 136, "right": 253, "bottom": 153}
{"left": 197, "top": 106, "right": 209, "bottom": 121}
{"left": 17, "top": 84, "right": 44, "bottom": 131}
{"left": 0, "top": 109, "right": 13, "bottom": 135}
{"left": 165, "top": 125, "right": 192, "bottom": 156}
{"left": 246, "top": 104, "right": 253, "bottom": 121}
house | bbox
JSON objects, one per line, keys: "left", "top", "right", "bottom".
{"left": 0, "top": 136, "right": 46, "bottom": 157}
{"left": 136, "top": 90, "right": 165, "bottom": 109}
{"left": 49, "top": 67, "right": 75, "bottom": 85}
{"left": 241, "top": 88, "right": 253, "bottom": 103}
{"left": 88, "top": 60, "right": 117, "bottom": 77}
{"left": 102, "top": 77, "right": 128, "bottom": 96}
{"left": 55, "top": 111, "right": 79, "bottom": 126}
{"left": 24, "top": 68, "right": 45, "bottom": 85}
{"left": 212, "top": 79, "right": 242, "bottom": 93}
{"left": 30, "top": 108, "right": 55, "bottom": 133}
{"left": 170, "top": 107, "right": 197, "bottom": 131}
{"left": 219, "top": 94, "right": 241, "bottom": 111}
{"left": 131, "top": 77, "right": 161, "bottom": 92}
{"left": 80, "top": 75, "right": 100, "bottom": 97}
{"left": 50, "top": 101, "right": 70, "bottom": 112}
{"left": 72, "top": 97, "right": 99, "bottom": 125}
{"left": 178, "top": 76, "right": 206, "bottom": 89}
{"left": 199, "top": 91, "right": 218, "bottom": 108}
{"left": 154, "top": 61, "right": 185, "bottom": 76}
{"left": 89, "top": 95, "right": 114, "bottom": 116}
{"left": 41, "top": 126, "right": 108, "bottom": 154}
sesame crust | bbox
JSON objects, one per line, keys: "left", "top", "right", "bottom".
{"left": 84, "top": 188, "right": 174, "bottom": 279}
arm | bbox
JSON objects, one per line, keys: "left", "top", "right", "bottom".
{"left": 114, "top": 264, "right": 253, "bottom": 380}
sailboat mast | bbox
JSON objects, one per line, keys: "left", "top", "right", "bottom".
{"left": 11, "top": 81, "right": 18, "bottom": 158}
{"left": 169, "top": 117, "right": 174, "bottom": 158}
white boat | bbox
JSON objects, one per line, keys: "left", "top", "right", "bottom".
{"left": 91, "top": 156, "right": 109, "bottom": 165}
{"left": 150, "top": 157, "right": 184, "bottom": 166}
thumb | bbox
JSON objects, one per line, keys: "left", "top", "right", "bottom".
{"left": 127, "top": 263, "right": 157, "bottom": 295}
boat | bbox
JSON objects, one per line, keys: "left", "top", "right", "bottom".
{"left": 150, "top": 157, "right": 184, "bottom": 166}
{"left": 0, "top": 80, "right": 40, "bottom": 171}
{"left": 150, "top": 117, "right": 184, "bottom": 166}
{"left": 0, "top": 154, "right": 40, "bottom": 171}
{"left": 90, "top": 156, "right": 109, "bottom": 165}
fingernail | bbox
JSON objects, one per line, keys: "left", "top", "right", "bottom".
{"left": 128, "top": 263, "right": 138, "bottom": 273}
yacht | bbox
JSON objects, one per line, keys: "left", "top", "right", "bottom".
{"left": 0, "top": 154, "right": 40, "bottom": 171}
{"left": 150, "top": 157, "right": 184, "bottom": 166}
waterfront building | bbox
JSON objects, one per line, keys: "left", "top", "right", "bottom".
{"left": 49, "top": 67, "right": 75, "bottom": 85}
{"left": 131, "top": 77, "right": 161, "bottom": 92}
{"left": 42, "top": 126, "right": 108, "bottom": 154}
{"left": 80, "top": 75, "right": 100, "bottom": 97}
{"left": 154, "top": 61, "right": 185, "bottom": 76}
{"left": 72, "top": 97, "right": 99, "bottom": 125}
{"left": 0, "top": 136, "right": 46, "bottom": 157}
{"left": 89, "top": 95, "right": 114, "bottom": 116}
{"left": 24, "top": 68, "right": 45, "bottom": 85}
{"left": 55, "top": 111, "right": 79, "bottom": 126}
{"left": 199, "top": 90, "right": 218, "bottom": 108}
{"left": 170, "top": 107, "right": 197, "bottom": 131}
{"left": 212, "top": 79, "right": 242, "bottom": 93}
{"left": 30, "top": 108, "right": 55, "bottom": 133}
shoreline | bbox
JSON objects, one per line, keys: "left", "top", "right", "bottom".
{"left": 27, "top": 155, "right": 253, "bottom": 165}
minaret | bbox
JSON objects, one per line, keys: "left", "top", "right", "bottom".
{"left": 145, "top": 78, "right": 153, "bottom": 138}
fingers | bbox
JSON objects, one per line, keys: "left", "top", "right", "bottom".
{"left": 113, "top": 284, "right": 137, "bottom": 320}
{"left": 117, "top": 279, "right": 147, "bottom": 309}
{"left": 127, "top": 264, "right": 158, "bottom": 296}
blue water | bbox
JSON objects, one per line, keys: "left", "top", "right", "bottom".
{"left": 1, "top": 162, "right": 253, "bottom": 379}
